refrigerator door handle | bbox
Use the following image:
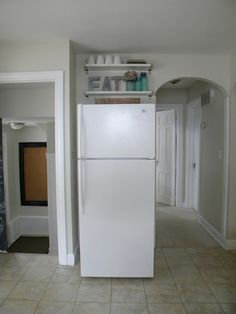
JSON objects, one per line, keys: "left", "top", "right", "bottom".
{"left": 77, "top": 105, "right": 81, "bottom": 158}
{"left": 78, "top": 104, "right": 86, "bottom": 214}
{"left": 80, "top": 159, "right": 86, "bottom": 214}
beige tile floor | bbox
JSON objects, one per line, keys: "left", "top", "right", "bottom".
{"left": 0, "top": 207, "right": 235, "bottom": 313}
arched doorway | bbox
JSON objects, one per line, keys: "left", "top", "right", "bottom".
{"left": 155, "top": 77, "right": 229, "bottom": 248}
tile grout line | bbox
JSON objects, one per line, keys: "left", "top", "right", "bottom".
{"left": 110, "top": 279, "right": 113, "bottom": 314}
{"left": 186, "top": 248, "right": 228, "bottom": 312}
{"left": 162, "top": 248, "right": 188, "bottom": 314}
{"left": 142, "top": 278, "right": 149, "bottom": 314}
{"left": 32, "top": 261, "right": 59, "bottom": 314}
{"left": 72, "top": 277, "right": 81, "bottom": 313}
{"left": 0, "top": 255, "right": 58, "bottom": 313}
{"left": 2, "top": 256, "right": 32, "bottom": 303}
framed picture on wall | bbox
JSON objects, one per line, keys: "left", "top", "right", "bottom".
{"left": 19, "top": 142, "right": 48, "bottom": 206}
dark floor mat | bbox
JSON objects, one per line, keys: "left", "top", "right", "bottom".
{"left": 7, "top": 236, "right": 49, "bottom": 254}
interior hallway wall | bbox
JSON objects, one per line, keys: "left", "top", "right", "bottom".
{"left": 187, "top": 82, "right": 225, "bottom": 235}
{"left": 68, "top": 44, "right": 78, "bottom": 257}
{"left": 46, "top": 122, "right": 58, "bottom": 255}
{"left": 228, "top": 52, "right": 236, "bottom": 239}
{"left": 0, "top": 84, "right": 54, "bottom": 118}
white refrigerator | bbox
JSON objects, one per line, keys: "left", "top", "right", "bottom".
{"left": 77, "top": 103, "right": 155, "bottom": 277}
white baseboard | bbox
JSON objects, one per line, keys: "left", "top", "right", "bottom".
{"left": 7, "top": 217, "right": 22, "bottom": 245}
{"left": 198, "top": 214, "right": 226, "bottom": 248}
{"left": 49, "top": 247, "right": 58, "bottom": 256}
{"left": 8, "top": 215, "right": 49, "bottom": 245}
{"left": 177, "top": 201, "right": 187, "bottom": 208}
{"left": 67, "top": 244, "right": 80, "bottom": 266}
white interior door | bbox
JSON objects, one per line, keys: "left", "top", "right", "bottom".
{"left": 192, "top": 105, "right": 201, "bottom": 210}
{"left": 186, "top": 100, "right": 201, "bottom": 210}
{"left": 156, "top": 110, "right": 176, "bottom": 206}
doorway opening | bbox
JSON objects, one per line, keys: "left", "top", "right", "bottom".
{"left": 0, "top": 72, "right": 67, "bottom": 264}
{"left": 0, "top": 82, "right": 57, "bottom": 255}
{"left": 155, "top": 77, "right": 228, "bottom": 248}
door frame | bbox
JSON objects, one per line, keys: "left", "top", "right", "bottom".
{"left": 0, "top": 71, "right": 67, "bottom": 264}
{"left": 156, "top": 104, "right": 184, "bottom": 207}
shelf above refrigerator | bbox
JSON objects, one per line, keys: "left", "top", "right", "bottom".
{"left": 84, "top": 63, "right": 152, "bottom": 72}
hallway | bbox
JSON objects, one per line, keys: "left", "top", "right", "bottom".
{"left": 156, "top": 205, "right": 220, "bottom": 248}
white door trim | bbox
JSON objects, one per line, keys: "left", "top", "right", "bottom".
{"left": 156, "top": 104, "right": 184, "bottom": 207}
{"left": 0, "top": 71, "right": 67, "bottom": 265}
{"left": 2, "top": 132, "right": 10, "bottom": 244}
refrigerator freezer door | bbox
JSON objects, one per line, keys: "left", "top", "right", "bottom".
{"left": 79, "top": 159, "right": 155, "bottom": 277}
{"left": 79, "top": 104, "right": 155, "bottom": 159}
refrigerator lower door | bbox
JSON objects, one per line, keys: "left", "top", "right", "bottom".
{"left": 78, "top": 159, "right": 155, "bottom": 277}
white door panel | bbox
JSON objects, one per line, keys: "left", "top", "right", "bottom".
{"left": 79, "top": 104, "right": 155, "bottom": 159}
{"left": 192, "top": 105, "right": 201, "bottom": 210}
{"left": 156, "top": 110, "right": 176, "bottom": 205}
{"left": 186, "top": 101, "right": 201, "bottom": 210}
{"left": 79, "top": 159, "right": 155, "bottom": 277}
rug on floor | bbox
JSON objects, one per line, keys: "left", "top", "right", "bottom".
{"left": 7, "top": 236, "right": 49, "bottom": 254}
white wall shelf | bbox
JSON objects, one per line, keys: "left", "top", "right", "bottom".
{"left": 84, "top": 91, "right": 153, "bottom": 97}
{"left": 84, "top": 63, "right": 152, "bottom": 72}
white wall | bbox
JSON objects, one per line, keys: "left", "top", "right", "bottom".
{"left": 67, "top": 44, "right": 78, "bottom": 255}
{"left": 46, "top": 122, "right": 58, "bottom": 254}
{"left": 199, "top": 89, "right": 225, "bottom": 233}
{"left": 228, "top": 52, "right": 236, "bottom": 239}
{"left": 0, "top": 40, "right": 78, "bottom": 259}
{"left": 187, "top": 82, "right": 225, "bottom": 235}
{"left": 0, "top": 84, "right": 54, "bottom": 118}
{"left": 156, "top": 88, "right": 187, "bottom": 105}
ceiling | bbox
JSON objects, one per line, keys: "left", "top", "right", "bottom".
{"left": 0, "top": 0, "right": 236, "bottom": 53}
